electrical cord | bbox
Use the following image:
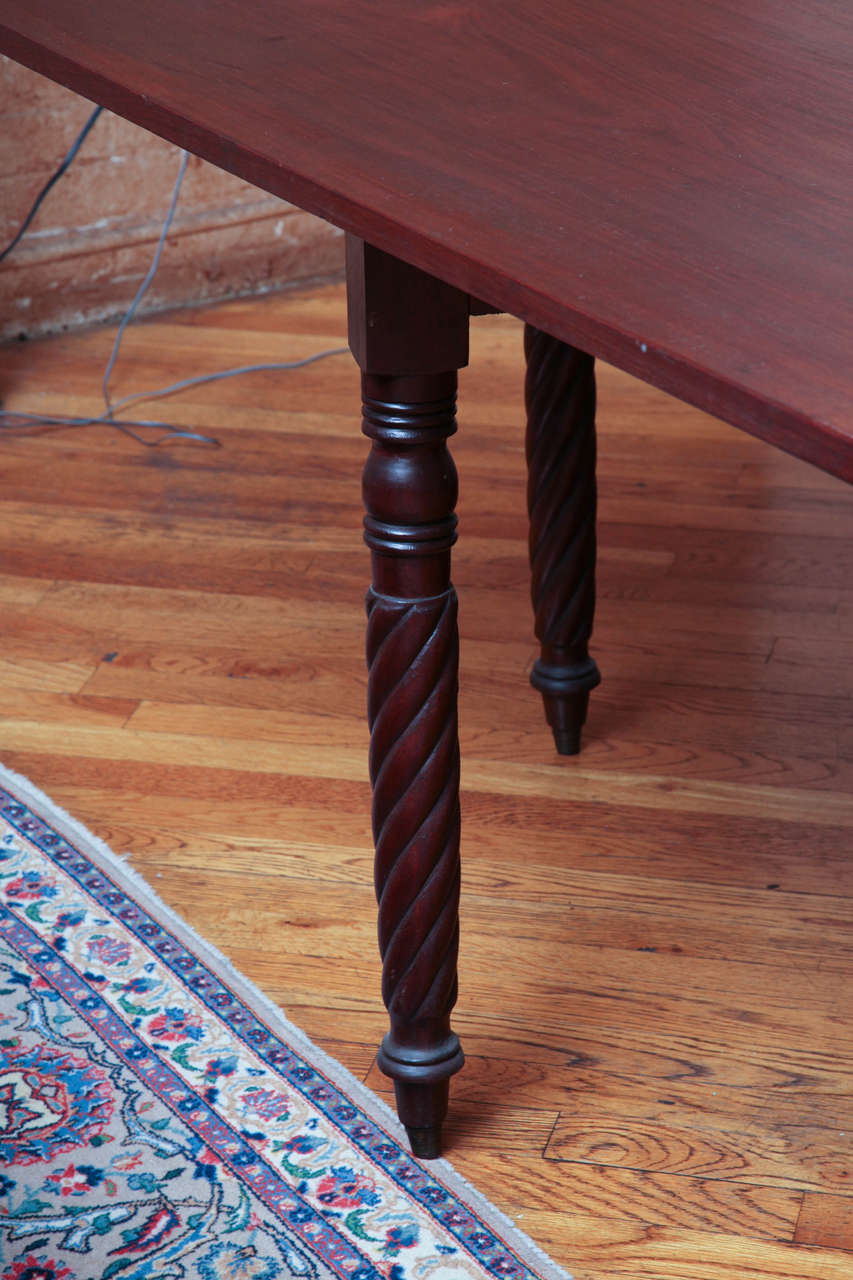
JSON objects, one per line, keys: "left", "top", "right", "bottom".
{"left": 100, "top": 148, "right": 192, "bottom": 425}
{"left": 0, "top": 113, "right": 348, "bottom": 446}
{"left": 0, "top": 105, "right": 103, "bottom": 265}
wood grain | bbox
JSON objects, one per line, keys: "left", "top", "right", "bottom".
{"left": 0, "top": 1, "right": 851, "bottom": 476}
{"left": 0, "top": 282, "right": 851, "bottom": 1279}
{"left": 795, "top": 1193, "right": 853, "bottom": 1250}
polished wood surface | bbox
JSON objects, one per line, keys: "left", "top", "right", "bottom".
{"left": 1, "top": 284, "right": 850, "bottom": 1276}
{"left": 0, "top": 1, "right": 850, "bottom": 477}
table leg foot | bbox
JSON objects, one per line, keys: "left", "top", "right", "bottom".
{"left": 524, "top": 323, "right": 600, "bottom": 753}
{"left": 405, "top": 1125, "right": 443, "bottom": 1161}
{"left": 531, "top": 680, "right": 592, "bottom": 756}
{"left": 388, "top": 1077, "right": 454, "bottom": 1158}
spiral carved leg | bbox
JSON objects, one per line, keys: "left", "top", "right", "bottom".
{"left": 347, "top": 237, "right": 469, "bottom": 1157}
{"left": 367, "top": 587, "right": 462, "bottom": 1157}
{"left": 525, "top": 324, "right": 601, "bottom": 754}
{"left": 361, "top": 372, "right": 465, "bottom": 1158}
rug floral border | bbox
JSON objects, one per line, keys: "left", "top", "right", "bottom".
{"left": 0, "top": 777, "right": 570, "bottom": 1280}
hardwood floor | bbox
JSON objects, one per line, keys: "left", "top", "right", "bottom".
{"left": 1, "top": 281, "right": 851, "bottom": 1279}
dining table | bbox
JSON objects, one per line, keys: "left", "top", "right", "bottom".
{"left": 0, "top": 0, "right": 850, "bottom": 1159}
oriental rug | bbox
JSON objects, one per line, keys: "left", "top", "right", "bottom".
{"left": 0, "top": 763, "right": 571, "bottom": 1280}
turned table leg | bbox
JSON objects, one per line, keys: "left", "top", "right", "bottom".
{"left": 347, "top": 238, "right": 469, "bottom": 1158}
{"left": 524, "top": 324, "right": 601, "bottom": 754}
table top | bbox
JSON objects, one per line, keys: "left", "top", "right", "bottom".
{"left": 1, "top": 1, "right": 851, "bottom": 479}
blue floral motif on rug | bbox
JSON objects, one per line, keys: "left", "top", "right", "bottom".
{"left": 0, "top": 766, "right": 571, "bottom": 1280}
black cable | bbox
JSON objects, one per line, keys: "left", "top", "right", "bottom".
{"left": 0, "top": 105, "right": 103, "bottom": 263}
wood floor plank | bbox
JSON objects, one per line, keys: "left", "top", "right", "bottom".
{"left": 397, "top": 1139, "right": 804, "bottom": 1241}
{"left": 4, "top": 713, "right": 852, "bottom": 829}
{"left": 545, "top": 1110, "right": 850, "bottom": 1194}
{"left": 795, "top": 1193, "right": 853, "bottom": 1250}
{"left": 510, "top": 1209, "right": 853, "bottom": 1280}
{"left": 0, "top": 686, "right": 137, "bottom": 725}
{"left": 0, "top": 571, "right": 54, "bottom": 605}
{"left": 0, "top": 655, "right": 97, "bottom": 693}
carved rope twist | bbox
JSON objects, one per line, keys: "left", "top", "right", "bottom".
{"left": 366, "top": 587, "right": 460, "bottom": 1026}
{"left": 524, "top": 324, "right": 597, "bottom": 657}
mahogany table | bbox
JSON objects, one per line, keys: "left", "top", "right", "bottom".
{"left": 1, "top": 1, "right": 851, "bottom": 1158}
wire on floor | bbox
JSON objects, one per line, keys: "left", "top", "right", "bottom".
{"left": 0, "top": 110, "right": 348, "bottom": 447}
